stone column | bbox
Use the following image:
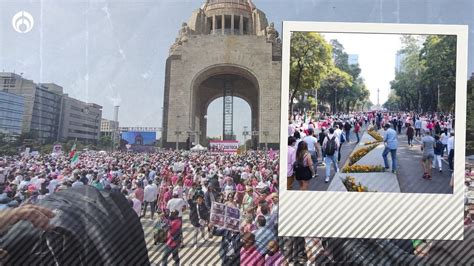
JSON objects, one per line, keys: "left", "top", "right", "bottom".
{"left": 221, "top": 14, "right": 225, "bottom": 35}
{"left": 240, "top": 15, "right": 243, "bottom": 35}
{"left": 231, "top": 14, "right": 234, "bottom": 35}
{"left": 212, "top": 15, "right": 216, "bottom": 34}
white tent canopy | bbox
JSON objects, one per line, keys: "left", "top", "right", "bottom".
{"left": 190, "top": 144, "right": 207, "bottom": 151}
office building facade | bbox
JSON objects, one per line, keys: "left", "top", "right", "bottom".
{"left": 0, "top": 91, "right": 24, "bottom": 135}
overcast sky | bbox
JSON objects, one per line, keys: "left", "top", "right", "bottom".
{"left": 1, "top": 0, "right": 473, "bottom": 143}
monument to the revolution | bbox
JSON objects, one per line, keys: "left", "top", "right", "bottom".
{"left": 161, "top": 0, "right": 281, "bottom": 149}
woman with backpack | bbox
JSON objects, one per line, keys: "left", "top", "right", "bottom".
{"left": 294, "top": 141, "right": 316, "bottom": 190}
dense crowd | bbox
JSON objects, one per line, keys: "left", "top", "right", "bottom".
{"left": 0, "top": 149, "right": 288, "bottom": 265}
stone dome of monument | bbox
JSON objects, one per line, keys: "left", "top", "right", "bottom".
{"left": 202, "top": 0, "right": 255, "bottom": 13}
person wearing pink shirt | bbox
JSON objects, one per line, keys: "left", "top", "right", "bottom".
{"left": 240, "top": 232, "right": 264, "bottom": 266}
{"left": 265, "top": 240, "right": 287, "bottom": 266}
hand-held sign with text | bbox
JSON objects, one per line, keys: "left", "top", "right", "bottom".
{"left": 210, "top": 202, "right": 240, "bottom": 232}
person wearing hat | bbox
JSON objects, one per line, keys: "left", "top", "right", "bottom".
{"left": 382, "top": 123, "right": 398, "bottom": 174}
{"left": 188, "top": 192, "right": 209, "bottom": 248}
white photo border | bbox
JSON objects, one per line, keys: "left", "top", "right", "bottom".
{"left": 279, "top": 21, "right": 467, "bottom": 240}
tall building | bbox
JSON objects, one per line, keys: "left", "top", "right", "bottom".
{"left": 59, "top": 95, "right": 102, "bottom": 143}
{"left": 348, "top": 54, "right": 359, "bottom": 65}
{"left": 395, "top": 51, "right": 406, "bottom": 73}
{"left": 0, "top": 72, "right": 102, "bottom": 143}
{"left": 0, "top": 73, "right": 63, "bottom": 142}
{"left": 100, "top": 118, "right": 119, "bottom": 144}
{"left": 0, "top": 91, "right": 24, "bottom": 135}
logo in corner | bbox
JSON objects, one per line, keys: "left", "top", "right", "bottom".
{"left": 12, "top": 11, "right": 34, "bottom": 33}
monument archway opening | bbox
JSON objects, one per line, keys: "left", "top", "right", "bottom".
{"left": 191, "top": 65, "right": 259, "bottom": 148}
{"left": 205, "top": 96, "right": 252, "bottom": 146}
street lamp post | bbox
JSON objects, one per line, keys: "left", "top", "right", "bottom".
{"left": 242, "top": 126, "right": 250, "bottom": 151}
{"left": 263, "top": 131, "right": 269, "bottom": 151}
{"left": 175, "top": 130, "right": 182, "bottom": 150}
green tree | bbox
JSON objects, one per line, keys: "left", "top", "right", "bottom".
{"left": 98, "top": 136, "right": 113, "bottom": 149}
{"left": 289, "top": 32, "right": 333, "bottom": 114}
{"left": 318, "top": 67, "right": 353, "bottom": 113}
{"left": 419, "top": 35, "right": 457, "bottom": 112}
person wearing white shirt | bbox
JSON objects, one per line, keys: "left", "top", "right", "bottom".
{"left": 440, "top": 129, "right": 449, "bottom": 157}
{"left": 167, "top": 191, "right": 187, "bottom": 218}
{"left": 333, "top": 125, "right": 344, "bottom": 163}
{"left": 302, "top": 128, "right": 320, "bottom": 175}
{"left": 447, "top": 132, "right": 455, "bottom": 172}
{"left": 287, "top": 137, "right": 297, "bottom": 190}
{"left": 143, "top": 182, "right": 158, "bottom": 219}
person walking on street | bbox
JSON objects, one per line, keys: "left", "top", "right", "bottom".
{"left": 415, "top": 118, "right": 422, "bottom": 138}
{"left": 354, "top": 122, "right": 360, "bottom": 143}
{"left": 287, "top": 136, "right": 297, "bottom": 190}
{"left": 440, "top": 128, "right": 449, "bottom": 157}
{"left": 294, "top": 141, "right": 317, "bottom": 190}
{"left": 421, "top": 130, "right": 436, "bottom": 180}
{"left": 161, "top": 210, "right": 182, "bottom": 266}
{"left": 302, "top": 128, "right": 320, "bottom": 175}
{"left": 433, "top": 135, "right": 444, "bottom": 173}
{"left": 188, "top": 193, "right": 209, "bottom": 248}
{"left": 322, "top": 128, "right": 340, "bottom": 183}
{"left": 143, "top": 180, "right": 158, "bottom": 219}
{"left": 382, "top": 124, "right": 398, "bottom": 174}
{"left": 334, "top": 125, "right": 344, "bottom": 163}
{"left": 318, "top": 128, "right": 327, "bottom": 165}
{"left": 406, "top": 123, "right": 414, "bottom": 147}
{"left": 448, "top": 132, "right": 455, "bottom": 172}
{"left": 344, "top": 121, "right": 352, "bottom": 144}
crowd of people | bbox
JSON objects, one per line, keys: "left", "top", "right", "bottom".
{"left": 0, "top": 109, "right": 461, "bottom": 265}
{"left": 0, "top": 149, "right": 289, "bottom": 265}
{"left": 287, "top": 110, "right": 456, "bottom": 188}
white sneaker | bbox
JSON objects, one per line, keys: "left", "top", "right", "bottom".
{"left": 336, "top": 168, "right": 340, "bottom": 173}
{"left": 325, "top": 177, "right": 330, "bottom": 183}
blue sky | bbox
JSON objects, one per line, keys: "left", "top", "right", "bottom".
{"left": 1, "top": 0, "right": 473, "bottom": 143}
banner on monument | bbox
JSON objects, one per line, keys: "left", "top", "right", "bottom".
{"left": 209, "top": 140, "right": 239, "bottom": 153}
{"left": 210, "top": 202, "right": 240, "bottom": 232}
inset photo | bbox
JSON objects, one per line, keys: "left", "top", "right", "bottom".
{"left": 286, "top": 31, "right": 456, "bottom": 194}
{"left": 279, "top": 21, "right": 467, "bottom": 240}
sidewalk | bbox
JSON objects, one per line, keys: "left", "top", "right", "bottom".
{"left": 395, "top": 131, "right": 453, "bottom": 194}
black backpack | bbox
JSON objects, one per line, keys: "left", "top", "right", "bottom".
{"left": 325, "top": 136, "right": 337, "bottom": 156}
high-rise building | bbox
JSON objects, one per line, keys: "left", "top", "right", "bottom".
{"left": 59, "top": 95, "right": 102, "bottom": 143}
{"left": 395, "top": 51, "right": 406, "bottom": 73}
{"left": 0, "top": 72, "right": 102, "bottom": 143}
{"left": 0, "top": 90, "right": 24, "bottom": 135}
{"left": 348, "top": 54, "right": 359, "bottom": 65}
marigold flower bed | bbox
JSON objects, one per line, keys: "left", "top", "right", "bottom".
{"left": 348, "top": 144, "right": 379, "bottom": 166}
{"left": 364, "top": 140, "right": 381, "bottom": 146}
{"left": 342, "top": 164, "right": 385, "bottom": 173}
{"left": 342, "top": 176, "right": 369, "bottom": 192}
{"left": 367, "top": 129, "right": 384, "bottom": 142}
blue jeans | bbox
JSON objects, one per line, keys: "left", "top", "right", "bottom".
{"left": 324, "top": 154, "right": 338, "bottom": 178}
{"left": 162, "top": 246, "right": 180, "bottom": 266}
{"left": 382, "top": 147, "right": 397, "bottom": 171}
{"left": 309, "top": 150, "right": 318, "bottom": 171}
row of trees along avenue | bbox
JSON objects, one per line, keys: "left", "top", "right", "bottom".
{"left": 384, "top": 35, "right": 457, "bottom": 112}
{"left": 289, "top": 32, "right": 372, "bottom": 115}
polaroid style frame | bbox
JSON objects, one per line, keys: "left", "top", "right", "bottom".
{"left": 279, "top": 21, "right": 468, "bottom": 240}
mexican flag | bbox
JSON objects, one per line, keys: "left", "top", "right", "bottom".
{"left": 69, "top": 143, "right": 76, "bottom": 159}
{"left": 69, "top": 143, "right": 79, "bottom": 167}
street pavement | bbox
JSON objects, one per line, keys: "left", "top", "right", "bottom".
{"left": 395, "top": 130, "right": 453, "bottom": 194}
{"left": 293, "top": 126, "right": 453, "bottom": 194}
{"left": 142, "top": 211, "right": 221, "bottom": 265}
